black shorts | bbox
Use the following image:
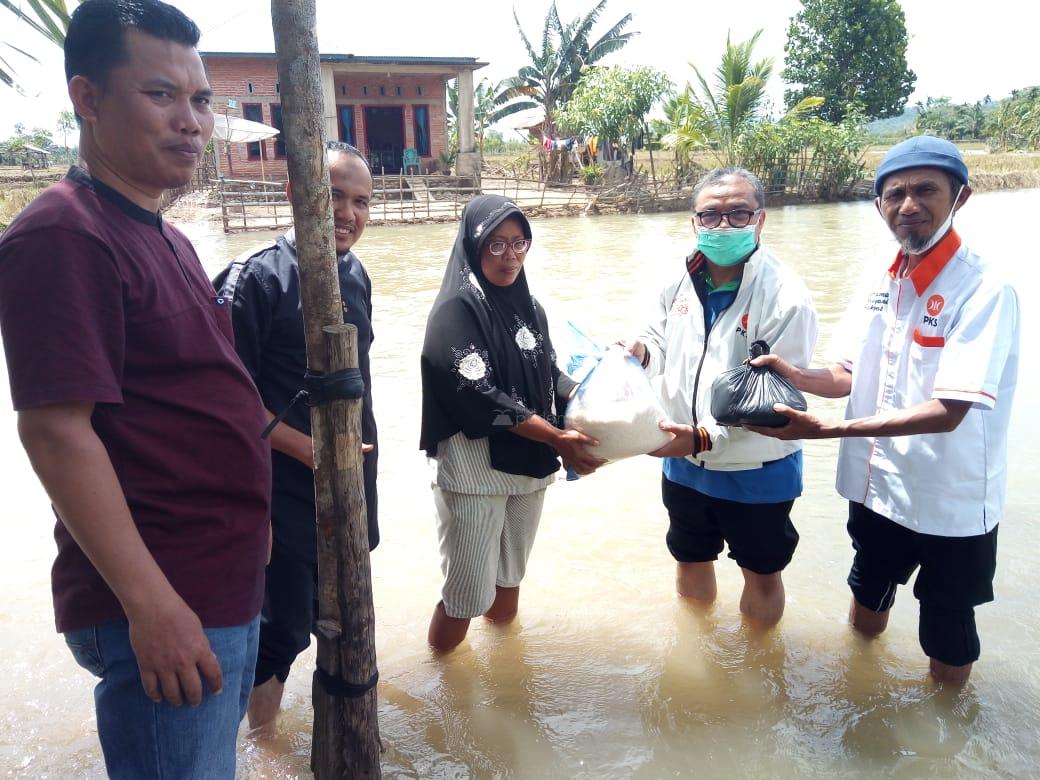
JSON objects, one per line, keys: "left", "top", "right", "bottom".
{"left": 846, "top": 502, "right": 998, "bottom": 666}
{"left": 662, "top": 476, "right": 799, "bottom": 575}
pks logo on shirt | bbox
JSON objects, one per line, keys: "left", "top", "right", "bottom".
{"left": 736, "top": 312, "right": 748, "bottom": 337}
{"left": 922, "top": 294, "right": 945, "bottom": 327}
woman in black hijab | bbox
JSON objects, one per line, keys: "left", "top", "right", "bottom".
{"left": 421, "top": 195, "right": 602, "bottom": 652}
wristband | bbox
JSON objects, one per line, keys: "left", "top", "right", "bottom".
{"left": 692, "top": 426, "right": 712, "bottom": 456}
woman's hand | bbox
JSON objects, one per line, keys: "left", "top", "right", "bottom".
{"left": 554, "top": 429, "right": 606, "bottom": 475}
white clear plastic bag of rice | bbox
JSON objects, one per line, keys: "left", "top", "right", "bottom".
{"left": 564, "top": 346, "right": 671, "bottom": 462}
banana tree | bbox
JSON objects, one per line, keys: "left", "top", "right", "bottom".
{"left": 499, "top": 0, "right": 635, "bottom": 139}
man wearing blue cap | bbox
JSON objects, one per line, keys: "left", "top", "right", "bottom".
{"left": 749, "top": 136, "right": 1020, "bottom": 686}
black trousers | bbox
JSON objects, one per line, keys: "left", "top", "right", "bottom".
{"left": 253, "top": 541, "right": 317, "bottom": 686}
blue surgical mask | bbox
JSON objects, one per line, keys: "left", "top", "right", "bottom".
{"left": 696, "top": 224, "right": 758, "bottom": 267}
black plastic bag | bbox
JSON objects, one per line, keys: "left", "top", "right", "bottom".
{"left": 709, "top": 340, "right": 807, "bottom": 428}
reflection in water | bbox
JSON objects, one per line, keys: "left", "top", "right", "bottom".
{"left": 2, "top": 192, "right": 1039, "bottom": 778}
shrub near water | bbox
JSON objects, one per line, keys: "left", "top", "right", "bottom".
{"left": 737, "top": 111, "right": 870, "bottom": 200}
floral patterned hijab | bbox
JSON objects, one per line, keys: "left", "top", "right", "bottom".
{"left": 419, "top": 195, "right": 561, "bottom": 478}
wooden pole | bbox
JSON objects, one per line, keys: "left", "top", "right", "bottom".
{"left": 271, "top": 2, "right": 381, "bottom": 778}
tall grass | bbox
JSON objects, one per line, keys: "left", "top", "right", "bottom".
{"left": 0, "top": 185, "right": 45, "bottom": 232}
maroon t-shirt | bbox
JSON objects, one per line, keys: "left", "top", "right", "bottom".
{"left": 0, "top": 167, "right": 272, "bottom": 632}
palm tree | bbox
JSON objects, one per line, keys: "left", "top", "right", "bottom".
{"left": 687, "top": 30, "right": 774, "bottom": 167}
{"left": 56, "top": 108, "right": 75, "bottom": 159}
{"left": 1, "top": 0, "right": 70, "bottom": 92}
{"left": 660, "top": 90, "right": 707, "bottom": 181}
{"left": 662, "top": 31, "right": 824, "bottom": 176}
{"left": 500, "top": 0, "right": 636, "bottom": 138}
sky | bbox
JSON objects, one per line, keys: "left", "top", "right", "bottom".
{"left": 0, "top": 0, "right": 1035, "bottom": 141}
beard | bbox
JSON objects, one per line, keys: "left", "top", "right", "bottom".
{"left": 897, "top": 230, "right": 934, "bottom": 254}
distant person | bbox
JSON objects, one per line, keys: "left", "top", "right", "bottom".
{"left": 749, "top": 136, "right": 1020, "bottom": 685}
{"left": 420, "top": 194, "right": 603, "bottom": 653}
{"left": 0, "top": 1, "right": 271, "bottom": 776}
{"left": 626, "top": 167, "right": 818, "bottom": 627}
{"left": 214, "top": 141, "right": 379, "bottom": 729}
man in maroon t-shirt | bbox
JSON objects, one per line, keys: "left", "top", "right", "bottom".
{"left": 0, "top": 2, "right": 271, "bottom": 776}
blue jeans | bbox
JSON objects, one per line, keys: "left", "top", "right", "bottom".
{"left": 64, "top": 614, "right": 260, "bottom": 780}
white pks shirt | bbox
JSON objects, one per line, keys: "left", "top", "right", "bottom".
{"left": 833, "top": 230, "right": 1020, "bottom": 537}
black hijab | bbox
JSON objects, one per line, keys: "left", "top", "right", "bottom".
{"left": 420, "top": 195, "right": 562, "bottom": 478}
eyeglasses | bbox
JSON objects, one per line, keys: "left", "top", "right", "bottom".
{"left": 486, "top": 238, "right": 531, "bottom": 256}
{"left": 695, "top": 209, "right": 761, "bottom": 229}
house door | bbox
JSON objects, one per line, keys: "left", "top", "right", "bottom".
{"left": 364, "top": 107, "right": 405, "bottom": 174}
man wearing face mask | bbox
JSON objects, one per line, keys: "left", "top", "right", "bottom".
{"left": 749, "top": 136, "right": 1020, "bottom": 685}
{"left": 627, "top": 167, "right": 818, "bottom": 627}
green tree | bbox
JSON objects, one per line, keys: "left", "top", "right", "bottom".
{"left": 27, "top": 125, "right": 53, "bottom": 148}
{"left": 0, "top": 124, "right": 55, "bottom": 165}
{"left": 737, "top": 108, "right": 868, "bottom": 200}
{"left": 657, "top": 90, "right": 706, "bottom": 181}
{"left": 556, "top": 65, "right": 672, "bottom": 181}
{"left": 667, "top": 30, "right": 778, "bottom": 168}
{"left": 782, "top": 0, "right": 915, "bottom": 122}
{"left": 500, "top": 0, "right": 636, "bottom": 138}
{"left": 1, "top": 0, "right": 70, "bottom": 92}
{"left": 985, "top": 87, "right": 1040, "bottom": 151}
{"left": 481, "top": 129, "right": 528, "bottom": 156}
{"left": 915, "top": 97, "right": 988, "bottom": 141}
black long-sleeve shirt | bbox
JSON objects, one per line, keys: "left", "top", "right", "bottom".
{"left": 214, "top": 231, "right": 378, "bottom": 560}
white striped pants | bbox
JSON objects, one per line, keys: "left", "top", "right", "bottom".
{"left": 433, "top": 486, "right": 546, "bottom": 619}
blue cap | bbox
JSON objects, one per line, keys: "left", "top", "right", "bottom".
{"left": 873, "top": 135, "right": 969, "bottom": 196}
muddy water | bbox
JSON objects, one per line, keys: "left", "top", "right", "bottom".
{"left": 1, "top": 190, "right": 1038, "bottom": 778}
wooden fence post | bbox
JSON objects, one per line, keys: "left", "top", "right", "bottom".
{"left": 271, "top": 1, "right": 381, "bottom": 777}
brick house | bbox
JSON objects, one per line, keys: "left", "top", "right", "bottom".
{"left": 201, "top": 52, "right": 487, "bottom": 179}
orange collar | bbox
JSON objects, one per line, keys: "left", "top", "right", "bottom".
{"left": 887, "top": 229, "right": 962, "bottom": 296}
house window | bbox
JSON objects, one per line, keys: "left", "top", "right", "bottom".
{"left": 270, "top": 103, "right": 286, "bottom": 159}
{"left": 338, "top": 105, "right": 356, "bottom": 146}
{"left": 413, "top": 105, "right": 430, "bottom": 157}
{"left": 341, "top": 85, "right": 347, "bottom": 96}
{"left": 363, "top": 86, "right": 368, "bottom": 96}
{"left": 379, "top": 85, "right": 385, "bottom": 96}
{"left": 395, "top": 86, "right": 401, "bottom": 96}
{"left": 247, "top": 82, "right": 254, "bottom": 94}
{"left": 417, "top": 85, "right": 423, "bottom": 96}
{"left": 243, "top": 103, "right": 265, "bottom": 160}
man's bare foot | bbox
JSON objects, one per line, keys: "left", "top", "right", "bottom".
{"left": 247, "top": 676, "right": 285, "bottom": 730}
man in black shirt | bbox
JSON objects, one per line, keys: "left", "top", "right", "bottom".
{"left": 214, "top": 141, "right": 379, "bottom": 728}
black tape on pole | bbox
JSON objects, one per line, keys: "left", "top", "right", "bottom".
{"left": 261, "top": 368, "right": 365, "bottom": 439}
{"left": 314, "top": 667, "right": 379, "bottom": 698}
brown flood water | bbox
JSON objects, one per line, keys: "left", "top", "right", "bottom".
{"left": 1, "top": 190, "right": 1038, "bottom": 778}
